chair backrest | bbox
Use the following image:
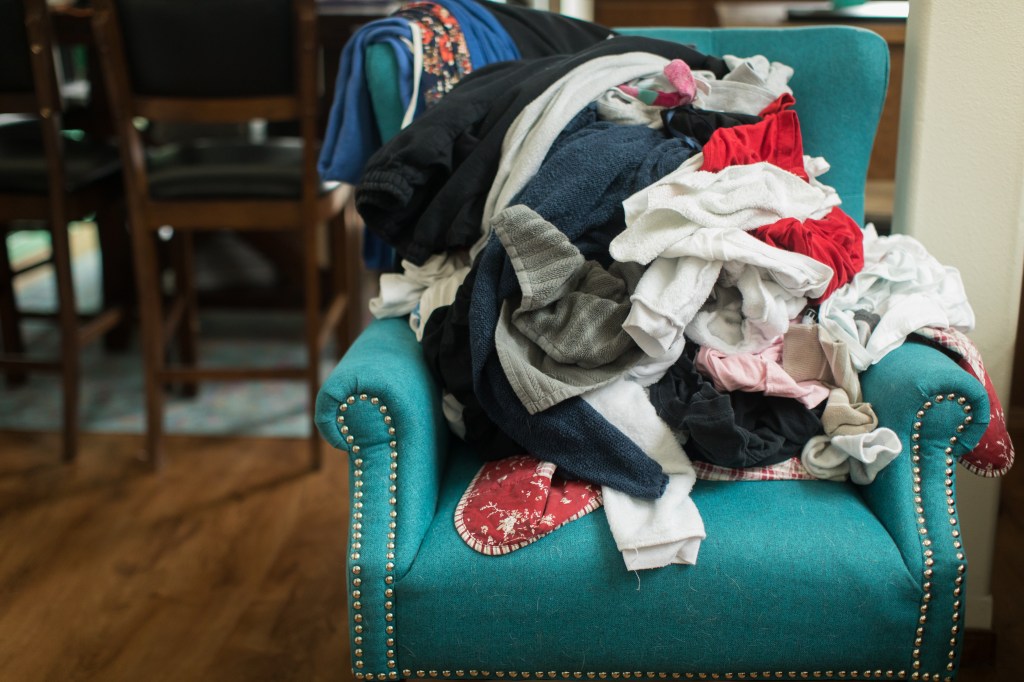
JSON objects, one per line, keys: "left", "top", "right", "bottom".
{"left": 0, "top": 0, "right": 34, "bottom": 98}
{"left": 366, "top": 42, "right": 406, "bottom": 145}
{"left": 364, "top": 25, "right": 889, "bottom": 226}
{"left": 0, "top": 0, "right": 72, "bottom": 199}
{"left": 114, "top": 0, "right": 296, "bottom": 99}
{"left": 91, "top": 0, "right": 321, "bottom": 210}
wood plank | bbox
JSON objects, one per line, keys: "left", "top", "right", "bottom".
{"left": 595, "top": 0, "right": 719, "bottom": 27}
{"left": 134, "top": 96, "right": 299, "bottom": 124}
{"left": 0, "top": 432, "right": 349, "bottom": 681}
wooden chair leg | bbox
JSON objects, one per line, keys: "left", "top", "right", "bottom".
{"left": 329, "top": 209, "right": 350, "bottom": 355}
{"left": 342, "top": 199, "right": 365, "bottom": 350}
{"left": 50, "top": 218, "right": 79, "bottom": 463}
{"left": 133, "top": 228, "right": 167, "bottom": 469}
{"left": 0, "top": 228, "right": 28, "bottom": 387}
{"left": 304, "top": 218, "right": 323, "bottom": 471}
{"left": 171, "top": 231, "right": 199, "bottom": 398}
{"left": 95, "top": 198, "right": 133, "bottom": 351}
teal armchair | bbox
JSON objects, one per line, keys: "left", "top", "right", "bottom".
{"left": 316, "top": 27, "right": 991, "bottom": 682}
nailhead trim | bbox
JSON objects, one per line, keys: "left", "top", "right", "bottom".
{"left": 909, "top": 394, "right": 972, "bottom": 679}
{"left": 341, "top": 394, "right": 401, "bottom": 681}
{"left": 946, "top": 397, "right": 971, "bottom": 673}
{"left": 393, "top": 671, "right": 917, "bottom": 680}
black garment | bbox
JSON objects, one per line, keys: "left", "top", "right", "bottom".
{"left": 649, "top": 348, "right": 824, "bottom": 469}
{"left": 421, "top": 266, "right": 523, "bottom": 458}
{"left": 356, "top": 35, "right": 729, "bottom": 266}
{"left": 480, "top": 0, "right": 617, "bottom": 58}
{"left": 661, "top": 105, "right": 761, "bottom": 145}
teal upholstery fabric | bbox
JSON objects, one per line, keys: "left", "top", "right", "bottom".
{"left": 365, "top": 43, "right": 406, "bottom": 144}
{"left": 320, "top": 26, "right": 985, "bottom": 681}
{"left": 316, "top": 319, "right": 448, "bottom": 676}
{"left": 397, "top": 447, "right": 920, "bottom": 673}
{"left": 364, "top": 26, "right": 888, "bottom": 225}
{"left": 860, "top": 343, "right": 989, "bottom": 673}
{"left": 316, "top": 318, "right": 448, "bottom": 577}
{"left": 316, "top": 321, "right": 989, "bottom": 679}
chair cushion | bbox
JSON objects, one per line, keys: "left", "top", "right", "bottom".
{"left": 0, "top": 119, "right": 120, "bottom": 194}
{"left": 393, "top": 444, "right": 921, "bottom": 674}
{"left": 146, "top": 137, "right": 333, "bottom": 200}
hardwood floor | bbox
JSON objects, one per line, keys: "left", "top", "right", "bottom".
{"left": 0, "top": 431, "right": 350, "bottom": 681}
{"left": 0, "top": 429, "right": 1020, "bottom": 681}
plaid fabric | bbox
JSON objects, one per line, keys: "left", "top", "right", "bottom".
{"left": 913, "top": 327, "right": 1014, "bottom": 477}
{"left": 693, "top": 456, "right": 816, "bottom": 482}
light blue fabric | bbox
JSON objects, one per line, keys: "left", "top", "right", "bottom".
{"left": 314, "top": 26, "right": 986, "bottom": 679}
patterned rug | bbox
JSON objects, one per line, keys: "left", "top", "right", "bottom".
{"left": 0, "top": 235, "right": 336, "bottom": 437}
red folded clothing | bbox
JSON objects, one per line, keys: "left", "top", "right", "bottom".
{"left": 701, "top": 94, "right": 807, "bottom": 179}
{"left": 755, "top": 206, "right": 865, "bottom": 304}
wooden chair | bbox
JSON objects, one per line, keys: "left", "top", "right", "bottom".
{"left": 0, "top": 0, "right": 130, "bottom": 462}
{"left": 90, "top": 0, "right": 359, "bottom": 469}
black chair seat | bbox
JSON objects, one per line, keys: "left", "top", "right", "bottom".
{"left": 146, "top": 138, "right": 337, "bottom": 200}
{"left": 0, "top": 118, "right": 120, "bottom": 194}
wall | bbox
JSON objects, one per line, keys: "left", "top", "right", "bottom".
{"left": 527, "top": 0, "right": 594, "bottom": 18}
{"left": 893, "top": 0, "right": 1024, "bottom": 630}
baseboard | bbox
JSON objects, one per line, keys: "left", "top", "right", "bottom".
{"left": 960, "top": 627, "right": 998, "bottom": 667}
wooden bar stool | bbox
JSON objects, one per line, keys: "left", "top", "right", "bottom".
{"left": 90, "top": 0, "right": 360, "bottom": 469}
{"left": 0, "top": 0, "right": 130, "bottom": 462}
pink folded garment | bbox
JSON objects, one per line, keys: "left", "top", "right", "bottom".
{"left": 455, "top": 455, "right": 602, "bottom": 555}
{"left": 695, "top": 336, "right": 830, "bottom": 409}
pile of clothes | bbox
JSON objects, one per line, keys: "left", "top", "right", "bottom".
{"left": 330, "top": 13, "right": 1014, "bottom": 570}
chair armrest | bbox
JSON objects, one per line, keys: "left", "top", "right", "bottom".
{"left": 315, "top": 318, "right": 448, "bottom": 678}
{"left": 859, "top": 341, "right": 989, "bottom": 672}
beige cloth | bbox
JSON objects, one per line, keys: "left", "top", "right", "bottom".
{"left": 784, "top": 323, "right": 899, "bottom": 483}
{"left": 783, "top": 322, "right": 865, "bottom": 405}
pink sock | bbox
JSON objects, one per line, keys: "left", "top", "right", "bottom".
{"left": 664, "top": 59, "right": 697, "bottom": 104}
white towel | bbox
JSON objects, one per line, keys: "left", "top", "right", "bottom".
{"left": 584, "top": 379, "right": 706, "bottom": 571}
{"left": 612, "top": 158, "right": 839, "bottom": 266}
{"left": 802, "top": 428, "right": 903, "bottom": 485}
{"left": 817, "top": 225, "right": 975, "bottom": 371}
{"left": 611, "top": 156, "right": 838, "bottom": 356}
